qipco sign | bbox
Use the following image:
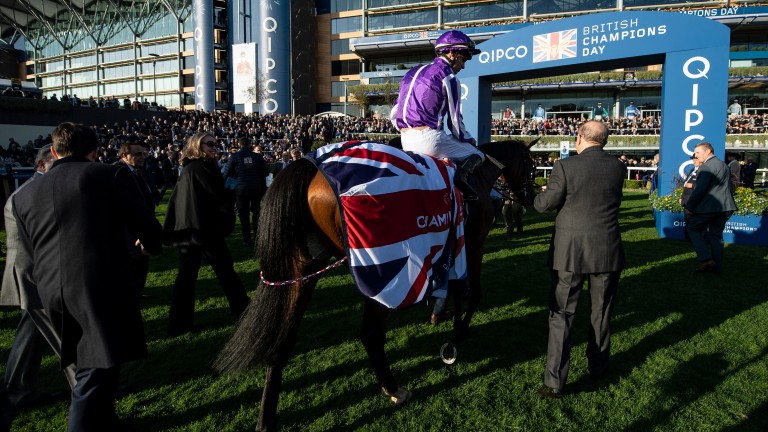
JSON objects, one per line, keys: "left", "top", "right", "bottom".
{"left": 259, "top": 0, "right": 290, "bottom": 115}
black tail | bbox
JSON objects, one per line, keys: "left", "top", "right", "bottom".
{"left": 214, "top": 160, "right": 319, "bottom": 373}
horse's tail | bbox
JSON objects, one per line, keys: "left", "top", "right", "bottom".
{"left": 214, "top": 159, "right": 319, "bottom": 373}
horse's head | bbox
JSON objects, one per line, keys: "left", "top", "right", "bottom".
{"left": 480, "top": 138, "right": 538, "bottom": 206}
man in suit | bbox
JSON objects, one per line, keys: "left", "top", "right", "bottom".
{"left": 0, "top": 145, "right": 76, "bottom": 432}
{"left": 534, "top": 120, "right": 626, "bottom": 398}
{"left": 222, "top": 137, "right": 269, "bottom": 246}
{"left": 272, "top": 151, "right": 292, "bottom": 178}
{"left": 13, "top": 122, "right": 162, "bottom": 430}
{"left": 115, "top": 140, "right": 156, "bottom": 298}
{"left": 684, "top": 142, "right": 737, "bottom": 273}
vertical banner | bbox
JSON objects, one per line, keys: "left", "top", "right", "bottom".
{"left": 658, "top": 48, "right": 730, "bottom": 197}
{"left": 193, "top": 0, "right": 215, "bottom": 112}
{"left": 259, "top": 0, "right": 291, "bottom": 114}
{"left": 232, "top": 42, "right": 257, "bottom": 111}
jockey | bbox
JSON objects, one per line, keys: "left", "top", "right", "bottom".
{"left": 390, "top": 30, "right": 485, "bottom": 200}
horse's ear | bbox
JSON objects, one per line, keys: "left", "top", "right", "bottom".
{"left": 526, "top": 137, "right": 541, "bottom": 149}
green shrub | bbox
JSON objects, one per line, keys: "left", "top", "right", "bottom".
{"left": 623, "top": 179, "right": 645, "bottom": 189}
{"left": 651, "top": 187, "right": 768, "bottom": 216}
{"left": 535, "top": 177, "right": 548, "bottom": 187}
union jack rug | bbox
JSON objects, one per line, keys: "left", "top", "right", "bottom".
{"left": 307, "top": 140, "right": 466, "bottom": 310}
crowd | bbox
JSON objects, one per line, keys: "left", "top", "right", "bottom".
{"left": 2, "top": 111, "right": 399, "bottom": 179}
{"left": 3, "top": 111, "right": 767, "bottom": 175}
{"left": 492, "top": 112, "right": 768, "bottom": 136}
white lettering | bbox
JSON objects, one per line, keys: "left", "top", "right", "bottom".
{"left": 263, "top": 17, "right": 277, "bottom": 33}
{"left": 582, "top": 46, "right": 605, "bottom": 56}
{"left": 478, "top": 45, "right": 527, "bottom": 63}
{"left": 263, "top": 98, "right": 278, "bottom": 114}
{"left": 683, "top": 56, "right": 710, "bottom": 79}
{"left": 416, "top": 212, "right": 452, "bottom": 229}
{"left": 265, "top": 78, "right": 277, "bottom": 94}
{"left": 685, "top": 110, "right": 703, "bottom": 131}
{"left": 682, "top": 134, "right": 705, "bottom": 155}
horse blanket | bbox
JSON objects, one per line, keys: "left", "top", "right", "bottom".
{"left": 307, "top": 141, "right": 466, "bottom": 310}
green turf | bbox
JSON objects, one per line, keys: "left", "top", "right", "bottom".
{"left": 1, "top": 191, "right": 767, "bottom": 431}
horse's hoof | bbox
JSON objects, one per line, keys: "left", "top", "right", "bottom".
{"left": 440, "top": 342, "right": 458, "bottom": 365}
{"left": 382, "top": 386, "right": 412, "bottom": 406}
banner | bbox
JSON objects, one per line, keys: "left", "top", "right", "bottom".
{"left": 232, "top": 42, "right": 257, "bottom": 106}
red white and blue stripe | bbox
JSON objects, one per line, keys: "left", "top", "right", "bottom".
{"left": 308, "top": 141, "right": 467, "bottom": 310}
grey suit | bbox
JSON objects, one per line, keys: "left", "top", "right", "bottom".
{"left": 0, "top": 172, "right": 76, "bottom": 410}
{"left": 534, "top": 145, "right": 626, "bottom": 391}
{"left": 684, "top": 155, "right": 736, "bottom": 270}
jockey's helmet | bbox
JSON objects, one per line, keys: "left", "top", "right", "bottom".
{"left": 434, "top": 30, "right": 481, "bottom": 56}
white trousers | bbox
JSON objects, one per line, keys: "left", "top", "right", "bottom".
{"left": 401, "top": 128, "right": 484, "bottom": 161}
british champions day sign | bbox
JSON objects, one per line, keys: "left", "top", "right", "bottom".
{"left": 461, "top": 11, "right": 731, "bottom": 241}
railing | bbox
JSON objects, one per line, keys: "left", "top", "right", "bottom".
{"left": 537, "top": 166, "right": 768, "bottom": 184}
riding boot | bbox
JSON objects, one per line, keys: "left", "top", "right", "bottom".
{"left": 454, "top": 154, "right": 483, "bottom": 201}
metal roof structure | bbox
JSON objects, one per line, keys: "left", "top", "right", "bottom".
{"left": 0, "top": 0, "right": 191, "bottom": 49}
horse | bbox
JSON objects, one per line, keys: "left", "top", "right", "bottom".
{"left": 214, "top": 139, "right": 537, "bottom": 431}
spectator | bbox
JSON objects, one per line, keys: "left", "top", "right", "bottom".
{"left": 684, "top": 142, "right": 737, "bottom": 274}
{"left": 162, "top": 132, "right": 249, "bottom": 337}
{"left": 159, "top": 150, "right": 180, "bottom": 198}
{"left": 12, "top": 122, "right": 162, "bottom": 430}
{"left": 0, "top": 145, "right": 77, "bottom": 431}
{"left": 222, "top": 137, "right": 269, "bottom": 247}
{"left": 728, "top": 99, "right": 742, "bottom": 118}
{"left": 726, "top": 153, "right": 741, "bottom": 190}
{"left": 534, "top": 120, "right": 626, "bottom": 398}
{"left": 742, "top": 157, "right": 757, "bottom": 188}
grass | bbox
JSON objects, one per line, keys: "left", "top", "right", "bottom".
{"left": 2, "top": 191, "right": 768, "bottom": 431}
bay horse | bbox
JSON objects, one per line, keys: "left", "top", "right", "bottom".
{"left": 214, "top": 139, "right": 537, "bottom": 431}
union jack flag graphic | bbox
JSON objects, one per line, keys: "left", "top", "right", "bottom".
{"left": 533, "top": 29, "right": 577, "bottom": 63}
{"left": 308, "top": 141, "right": 466, "bottom": 310}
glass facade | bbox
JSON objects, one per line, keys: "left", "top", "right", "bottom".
{"left": 332, "top": 39, "right": 353, "bottom": 56}
{"left": 368, "top": 53, "right": 433, "bottom": 72}
{"left": 332, "top": 60, "right": 361, "bottom": 76}
{"left": 331, "top": 0, "right": 363, "bottom": 13}
{"left": 20, "top": 1, "right": 197, "bottom": 109}
{"left": 444, "top": 1, "right": 524, "bottom": 24}
{"left": 367, "top": 10, "right": 437, "bottom": 31}
{"left": 332, "top": 16, "right": 363, "bottom": 34}
{"left": 332, "top": 80, "right": 360, "bottom": 97}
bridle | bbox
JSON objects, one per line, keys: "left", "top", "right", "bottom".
{"left": 491, "top": 151, "right": 537, "bottom": 205}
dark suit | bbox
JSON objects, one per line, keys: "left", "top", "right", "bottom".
{"left": 222, "top": 148, "right": 269, "bottom": 245}
{"left": 534, "top": 146, "right": 626, "bottom": 391}
{"left": 114, "top": 160, "right": 155, "bottom": 296}
{"left": 12, "top": 156, "right": 162, "bottom": 430}
{"left": 272, "top": 160, "right": 290, "bottom": 178}
{"left": 0, "top": 172, "right": 76, "bottom": 417}
{"left": 684, "top": 155, "right": 736, "bottom": 270}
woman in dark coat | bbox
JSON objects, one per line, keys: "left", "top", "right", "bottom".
{"left": 163, "top": 132, "right": 249, "bottom": 337}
